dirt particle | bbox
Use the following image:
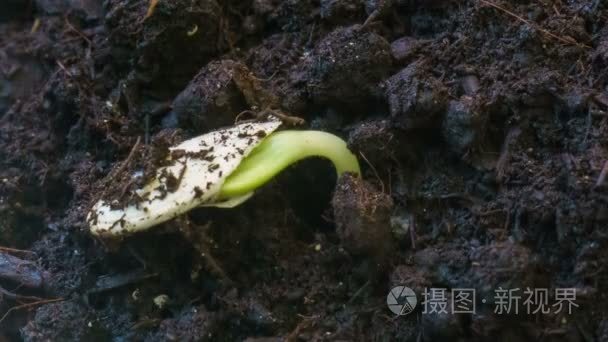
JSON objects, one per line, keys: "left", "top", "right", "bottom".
{"left": 461, "top": 75, "right": 480, "bottom": 95}
{"left": 105, "top": 0, "right": 223, "bottom": 88}
{"left": 302, "top": 25, "right": 392, "bottom": 110}
{"left": 21, "top": 301, "right": 91, "bottom": 341}
{"left": 348, "top": 119, "right": 402, "bottom": 166}
{"left": 170, "top": 149, "right": 186, "bottom": 160}
{"left": 172, "top": 60, "right": 248, "bottom": 131}
{"left": 152, "top": 306, "right": 217, "bottom": 341}
{"left": 442, "top": 97, "right": 484, "bottom": 155}
{"left": 193, "top": 186, "right": 203, "bottom": 198}
{"left": 320, "top": 0, "right": 364, "bottom": 24}
{"left": 255, "top": 130, "right": 267, "bottom": 138}
{"left": 390, "top": 36, "right": 418, "bottom": 63}
{"left": 332, "top": 174, "right": 393, "bottom": 259}
{"left": 384, "top": 61, "right": 447, "bottom": 130}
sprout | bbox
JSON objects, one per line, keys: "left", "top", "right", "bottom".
{"left": 87, "top": 117, "right": 360, "bottom": 238}
{"left": 219, "top": 130, "right": 360, "bottom": 198}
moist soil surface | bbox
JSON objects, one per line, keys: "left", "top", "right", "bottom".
{"left": 1, "top": 0, "right": 608, "bottom": 341}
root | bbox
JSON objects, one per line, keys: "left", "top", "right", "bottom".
{"left": 359, "top": 152, "right": 385, "bottom": 194}
{"left": 0, "top": 297, "right": 64, "bottom": 324}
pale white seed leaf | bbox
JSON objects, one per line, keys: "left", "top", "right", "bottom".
{"left": 87, "top": 119, "right": 281, "bottom": 237}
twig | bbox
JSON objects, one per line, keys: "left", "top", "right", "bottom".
{"left": 130, "top": 318, "right": 161, "bottom": 330}
{"left": 359, "top": 152, "right": 384, "bottom": 194}
{"left": 476, "top": 208, "right": 506, "bottom": 217}
{"left": 64, "top": 16, "right": 92, "bottom": 47}
{"left": 583, "top": 109, "right": 592, "bottom": 146}
{"left": 252, "top": 70, "right": 279, "bottom": 82}
{"left": 113, "top": 136, "right": 142, "bottom": 178}
{"left": 285, "top": 317, "right": 315, "bottom": 342}
{"left": 305, "top": 21, "right": 316, "bottom": 48}
{"left": 143, "top": 0, "right": 159, "bottom": 21}
{"left": 0, "top": 246, "right": 36, "bottom": 257}
{"left": 496, "top": 127, "right": 521, "bottom": 181}
{"left": 0, "top": 286, "right": 43, "bottom": 302}
{"left": 479, "top": 0, "right": 591, "bottom": 49}
{"left": 410, "top": 214, "right": 416, "bottom": 250}
{"left": 97, "top": 136, "right": 141, "bottom": 201}
{"left": 30, "top": 18, "right": 41, "bottom": 34}
{"left": 234, "top": 110, "right": 257, "bottom": 124}
{"left": 596, "top": 160, "right": 608, "bottom": 187}
{"left": 0, "top": 298, "right": 64, "bottom": 324}
{"left": 347, "top": 280, "right": 371, "bottom": 304}
{"left": 56, "top": 60, "right": 73, "bottom": 78}
{"left": 145, "top": 113, "right": 150, "bottom": 145}
{"left": 267, "top": 109, "right": 305, "bottom": 126}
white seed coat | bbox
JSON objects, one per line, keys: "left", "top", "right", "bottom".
{"left": 87, "top": 119, "right": 281, "bottom": 237}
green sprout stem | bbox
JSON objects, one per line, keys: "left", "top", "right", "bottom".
{"left": 219, "top": 130, "right": 361, "bottom": 198}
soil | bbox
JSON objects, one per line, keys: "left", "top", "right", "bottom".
{"left": 1, "top": 0, "right": 608, "bottom": 341}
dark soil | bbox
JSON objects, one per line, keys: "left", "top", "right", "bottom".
{"left": 1, "top": 0, "right": 608, "bottom": 341}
